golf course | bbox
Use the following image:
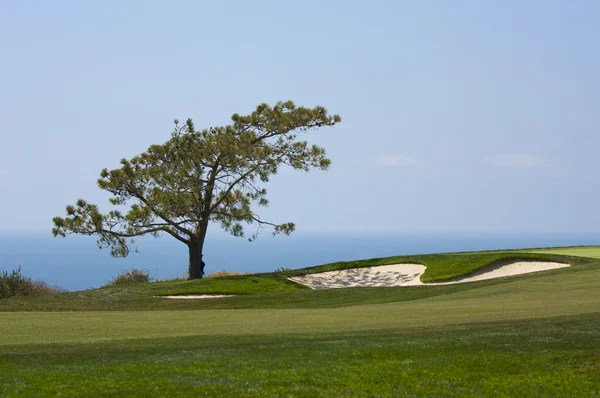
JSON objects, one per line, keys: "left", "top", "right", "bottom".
{"left": 1, "top": 246, "right": 599, "bottom": 396}
{"left": 4, "top": 0, "right": 599, "bottom": 395}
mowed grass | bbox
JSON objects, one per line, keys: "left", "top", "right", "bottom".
{"left": 526, "top": 245, "right": 600, "bottom": 259}
{"left": 1, "top": 247, "right": 600, "bottom": 396}
{"left": 1, "top": 313, "right": 599, "bottom": 396}
{"left": 1, "top": 266, "right": 600, "bottom": 346}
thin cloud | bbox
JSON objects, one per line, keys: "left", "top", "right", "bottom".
{"left": 378, "top": 154, "right": 418, "bottom": 167}
{"left": 0, "top": 171, "right": 7, "bottom": 177}
{"left": 487, "top": 153, "right": 550, "bottom": 169}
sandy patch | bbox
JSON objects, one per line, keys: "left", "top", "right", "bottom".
{"left": 287, "top": 261, "right": 570, "bottom": 289}
{"left": 159, "top": 295, "right": 237, "bottom": 299}
{"left": 288, "top": 264, "right": 426, "bottom": 289}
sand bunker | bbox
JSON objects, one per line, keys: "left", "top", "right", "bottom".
{"left": 160, "top": 294, "right": 236, "bottom": 299}
{"left": 287, "top": 261, "right": 570, "bottom": 289}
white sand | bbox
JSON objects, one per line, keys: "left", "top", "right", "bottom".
{"left": 160, "top": 294, "right": 236, "bottom": 299}
{"left": 287, "top": 261, "right": 570, "bottom": 290}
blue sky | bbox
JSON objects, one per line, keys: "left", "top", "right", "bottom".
{"left": 1, "top": 0, "right": 599, "bottom": 234}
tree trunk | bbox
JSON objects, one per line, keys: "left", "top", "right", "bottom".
{"left": 188, "top": 237, "right": 205, "bottom": 279}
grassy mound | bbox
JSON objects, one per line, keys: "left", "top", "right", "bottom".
{"left": 150, "top": 275, "right": 304, "bottom": 297}
{"left": 0, "top": 247, "right": 597, "bottom": 312}
{"left": 279, "top": 251, "right": 573, "bottom": 283}
{"left": 109, "top": 250, "right": 582, "bottom": 298}
{"left": 417, "top": 252, "right": 569, "bottom": 282}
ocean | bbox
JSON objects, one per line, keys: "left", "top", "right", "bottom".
{"left": 1, "top": 232, "right": 599, "bottom": 291}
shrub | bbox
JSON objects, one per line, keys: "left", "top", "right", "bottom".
{"left": 205, "top": 269, "right": 250, "bottom": 278}
{"left": 0, "top": 266, "right": 66, "bottom": 299}
{"left": 28, "top": 280, "right": 67, "bottom": 296}
{"left": 0, "top": 266, "right": 30, "bottom": 299}
{"left": 105, "top": 267, "right": 153, "bottom": 287}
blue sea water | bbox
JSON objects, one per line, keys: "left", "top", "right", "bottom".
{"left": 1, "top": 232, "right": 599, "bottom": 291}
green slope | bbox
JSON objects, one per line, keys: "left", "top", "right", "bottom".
{"left": 525, "top": 245, "right": 600, "bottom": 259}
{"left": 0, "top": 249, "right": 597, "bottom": 312}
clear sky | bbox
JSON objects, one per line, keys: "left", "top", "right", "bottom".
{"left": 1, "top": 1, "right": 599, "bottom": 234}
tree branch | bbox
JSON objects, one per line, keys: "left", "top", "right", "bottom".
{"left": 131, "top": 191, "right": 194, "bottom": 237}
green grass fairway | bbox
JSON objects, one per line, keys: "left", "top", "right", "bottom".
{"left": 1, "top": 314, "right": 598, "bottom": 397}
{"left": 1, "top": 268, "right": 600, "bottom": 346}
{"left": 526, "top": 245, "right": 600, "bottom": 259}
{"left": 1, "top": 248, "right": 599, "bottom": 396}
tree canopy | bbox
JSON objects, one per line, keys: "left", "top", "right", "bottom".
{"left": 52, "top": 101, "right": 341, "bottom": 278}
